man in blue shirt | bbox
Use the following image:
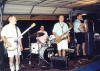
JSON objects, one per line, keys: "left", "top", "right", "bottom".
{"left": 73, "top": 13, "right": 86, "bottom": 56}
{"left": 52, "top": 15, "right": 70, "bottom": 56}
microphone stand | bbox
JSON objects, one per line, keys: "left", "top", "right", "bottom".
{"left": 27, "top": 31, "right": 35, "bottom": 69}
{"left": 28, "top": 32, "right": 32, "bottom": 65}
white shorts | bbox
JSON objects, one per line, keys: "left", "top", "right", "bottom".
{"left": 57, "top": 39, "right": 68, "bottom": 51}
{"left": 7, "top": 49, "right": 21, "bottom": 57}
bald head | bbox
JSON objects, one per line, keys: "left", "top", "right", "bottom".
{"left": 8, "top": 16, "right": 17, "bottom": 24}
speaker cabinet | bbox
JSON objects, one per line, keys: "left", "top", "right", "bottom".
{"left": 51, "top": 56, "right": 68, "bottom": 70}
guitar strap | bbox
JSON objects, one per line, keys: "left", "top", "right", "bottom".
{"left": 15, "top": 25, "right": 19, "bottom": 56}
{"left": 15, "top": 25, "right": 18, "bottom": 43}
{"left": 15, "top": 25, "right": 20, "bottom": 67}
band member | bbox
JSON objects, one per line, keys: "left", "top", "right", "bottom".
{"left": 36, "top": 25, "right": 48, "bottom": 46}
{"left": 52, "top": 15, "right": 70, "bottom": 56}
{"left": 73, "top": 13, "right": 86, "bottom": 56}
{"left": 1, "top": 15, "right": 23, "bottom": 71}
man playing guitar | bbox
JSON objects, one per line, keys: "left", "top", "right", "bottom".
{"left": 1, "top": 15, "right": 23, "bottom": 71}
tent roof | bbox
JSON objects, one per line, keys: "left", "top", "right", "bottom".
{"left": 3, "top": 0, "right": 100, "bottom": 15}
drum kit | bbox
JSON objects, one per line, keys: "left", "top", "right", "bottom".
{"left": 27, "top": 32, "right": 57, "bottom": 66}
{"left": 24, "top": 32, "right": 74, "bottom": 68}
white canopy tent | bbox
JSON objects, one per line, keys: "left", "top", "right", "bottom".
{"left": 3, "top": 0, "right": 100, "bottom": 15}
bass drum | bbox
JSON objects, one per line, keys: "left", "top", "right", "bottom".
{"left": 39, "top": 43, "right": 57, "bottom": 62}
{"left": 31, "top": 43, "right": 39, "bottom": 54}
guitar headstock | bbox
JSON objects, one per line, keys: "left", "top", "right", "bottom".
{"left": 31, "top": 23, "right": 36, "bottom": 28}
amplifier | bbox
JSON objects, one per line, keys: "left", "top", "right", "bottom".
{"left": 51, "top": 56, "right": 68, "bottom": 70}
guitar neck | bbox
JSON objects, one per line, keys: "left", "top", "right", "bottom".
{"left": 18, "top": 24, "right": 35, "bottom": 39}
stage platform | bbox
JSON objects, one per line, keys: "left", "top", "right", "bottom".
{"left": 1, "top": 54, "right": 100, "bottom": 71}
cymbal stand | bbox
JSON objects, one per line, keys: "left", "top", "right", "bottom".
{"left": 37, "top": 42, "right": 50, "bottom": 67}
{"left": 28, "top": 32, "right": 32, "bottom": 65}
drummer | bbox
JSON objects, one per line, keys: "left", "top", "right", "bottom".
{"left": 36, "top": 25, "right": 48, "bottom": 47}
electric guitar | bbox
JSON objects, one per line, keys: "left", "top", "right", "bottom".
{"left": 5, "top": 23, "right": 36, "bottom": 51}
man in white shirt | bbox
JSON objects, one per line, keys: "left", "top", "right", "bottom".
{"left": 36, "top": 25, "right": 48, "bottom": 47}
{"left": 1, "top": 15, "right": 23, "bottom": 71}
{"left": 52, "top": 15, "right": 70, "bottom": 56}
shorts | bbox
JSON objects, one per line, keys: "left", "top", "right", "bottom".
{"left": 75, "top": 32, "right": 85, "bottom": 44}
{"left": 57, "top": 39, "right": 68, "bottom": 51}
{"left": 7, "top": 48, "right": 21, "bottom": 57}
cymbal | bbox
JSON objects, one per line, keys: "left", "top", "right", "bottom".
{"left": 37, "top": 32, "right": 44, "bottom": 36}
{"left": 30, "top": 32, "right": 44, "bottom": 37}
